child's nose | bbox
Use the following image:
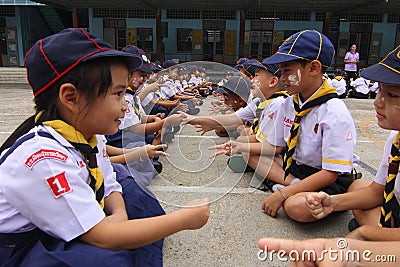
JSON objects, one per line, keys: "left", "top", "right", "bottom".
{"left": 121, "top": 98, "right": 128, "bottom": 112}
{"left": 373, "top": 91, "right": 384, "bottom": 107}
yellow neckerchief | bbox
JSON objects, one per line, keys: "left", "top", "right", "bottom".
{"left": 379, "top": 132, "right": 400, "bottom": 228}
{"left": 252, "top": 91, "right": 290, "bottom": 135}
{"left": 126, "top": 87, "right": 142, "bottom": 120}
{"left": 282, "top": 80, "right": 338, "bottom": 179}
{"left": 334, "top": 75, "right": 343, "bottom": 81}
{"left": 35, "top": 111, "right": 105, "bottom": 209}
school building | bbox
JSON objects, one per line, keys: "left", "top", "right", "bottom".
{"left": 1, "top": 0, "right": 400, "bottom": 69}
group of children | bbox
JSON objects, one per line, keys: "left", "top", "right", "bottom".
{"left": 0, "top": 26, "right": 399, "bottom": 266}
{"left": 184, "top": 30, "right": 400, "bottom": 265}
{"left": 326, "top": 67, "right": 379, "bottom": 99}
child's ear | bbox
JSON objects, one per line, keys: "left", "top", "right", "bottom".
{"left": 309, "top": 60, "right": 322, "bottom": 76}
{"left": 58, "top": 83, "right": 82, "bottom": 114}
{"left": 269, "top": 76, "right": 279, "bottom": 88}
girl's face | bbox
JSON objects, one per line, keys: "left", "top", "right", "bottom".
{"left": 374, "top": 83, "right": 400, "bottom": 130}
{"left": 129, "top": 70, "right": 148, "bottom": 89}
{"left": 79, "top": 63, "right": 128, "bottom": 138}
{"left": 351, "top": 45, "right": 357, "bottom": 52}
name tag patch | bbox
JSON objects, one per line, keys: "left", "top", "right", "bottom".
{"left": 25, "top": 149, "right": 68, "bottom": 169}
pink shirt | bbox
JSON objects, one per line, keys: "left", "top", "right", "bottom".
{"left": 344, "top": 51, "right": 359, "bottom": 72}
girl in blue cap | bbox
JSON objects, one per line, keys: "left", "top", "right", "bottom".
{"left": 0, "top": 28, "right": 209, "bottom": 267}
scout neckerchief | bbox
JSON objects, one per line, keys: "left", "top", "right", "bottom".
{"left": 35, "top": 111, "right": 105, "bottom": 209}
{"left": 334, "top": 75, "right": 343, "bottom": 81}
{"left": 126, "top": 87, "right": 142, "bottom": 121}
{"left": 252, "top": 91, "right": 290, "bottom": 135}
{"left": 379, "top": 132, "right": 400, "bottom": 228}
{"left": 282, "top": 80, "right": 338, "bottom": 179}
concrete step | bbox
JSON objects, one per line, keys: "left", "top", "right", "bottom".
{"left": 0, "top": 67, "right": 28, "bottom": 84}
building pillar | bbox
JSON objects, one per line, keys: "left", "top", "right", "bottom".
{"left": 155, "top": 9, "right": 164, "bottom": 62}
{"left": 322, "top": 12, "right": 330, "bottom": 36}
{"left": 239, "top": 10, "right": 245, "bottom": 58}
{"left": 72, "top": 8, "right": 78, "bottom": 28}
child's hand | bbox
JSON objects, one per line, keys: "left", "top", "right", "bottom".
{"left": 179, "top": 198, "right": 210, "bottom": 230}
{"left": 144, "top": 144, "right": 169, "bottom": 159}
{"left": 166, "top": 113, "right": 185, "bottom": 126}
{"left": 178, "top": 103, "right": 189, "bottom": 113}
{"left": 262, "top": 192, "right": 285, "bottom": 217}
{"left": 208, "top": 140, "right": 239, "bottom": 158}
{"left": 194, "top": 124, "right": 216, "bottom": 136}
{"left": 178, "top": 111, "right": 194, "bottom": 125}
{"left": 305, "top": 192, "right": 334, "bottom": 220}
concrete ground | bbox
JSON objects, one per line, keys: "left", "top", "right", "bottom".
{"left": 0, "top": 84, "right": 387, "bottom": 266}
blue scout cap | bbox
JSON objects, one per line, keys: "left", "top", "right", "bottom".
{"left": 249, "top": 59, "right": 281, "bottom": 78}
{"left": 121, "top": 45, "right": 152, "bottom": 74}
{"left": 215, "top": 76, "right": 251, "bottom": 100}
{"left": 236, "top": 57, "right": 248, "bottom": 65}
{"left": 334, "top": 69, "right": 342, "bottom": 75}
{"left": 25, "top": 28, "right": 142, "bottom": 97}
{"left": 240, "top": 59, "right": 259, "bottom": 77}
{"left": 150, "top": 62, "right": 163, "bottom": 72}
{"left": 264, "top": 30, "right": 335, "bottom": 68}
{"left": 361, "top": 44, "right": 400, "bottom": 86}
{"left": 163, "top": 59, "right": 176, "bottom": 69}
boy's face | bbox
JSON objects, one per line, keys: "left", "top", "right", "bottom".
{"left": 279, "top": 61, "right": 313, "bottom": 96}
{"left": 223, "top": 93, "right": 246, "bottom": 111}
{"left": 79, "top": 63, "right": 128, "bottom": 138}
{"left": 129, "top": 70, "right": 149, "bottom": 89}
{"left": 252, "top": 68, "right": 276, "bottom": 100}
{"left": 374, "top": 83, "right": 400, "bottom": 130}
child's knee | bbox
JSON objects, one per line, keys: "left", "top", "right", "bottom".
{"left": 284, "top": 196, "right": 312, "bottom": 222}
{"left": 348, "top": 179, "right": 371, "bottom": 192}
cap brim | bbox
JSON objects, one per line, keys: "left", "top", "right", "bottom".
{"left": 263, "top": 53, "right": 300, "bottom": 65}
{"left": 215, "top": 87, "right": 235, "bottom": 95}
{"left": 139, "top": 63, "right": 153, "bottom": 74}
{"left": 85, "top": 49, "right": 143, "bottom": 72}
{"left": 361, "top": 64, "right": 400, "bottom": 86}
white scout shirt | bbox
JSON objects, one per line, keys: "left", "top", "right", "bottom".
{"left": 331, "top": 77, "right": 347, "bottom": 96}
{"left": 0, "top": 125, "right": 121, "bottom": 241}
{"left": 235, "top": 97, "right": 259, "bottom": 122}
{"left": 256, "top": 96, "right": 286, "bottom": 143}
{"left": 267, "top": 85, "right": 356, "bottom": 173}
{"left": 120, "top": 92, "right": 145, "bottom": 130}
{"left": 351, "top": 77, "right": 370, "bottom": 94}
{"left": 375, "top": 131, "right": 400, "bottom": 204}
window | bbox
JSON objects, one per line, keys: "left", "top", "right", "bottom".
{"left": 136, "top": 28, "right": 153, "bottom": 53}
{"left": 176, "top": 28, "right": 192, "bottom": 52}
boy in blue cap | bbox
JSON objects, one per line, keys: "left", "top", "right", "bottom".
{"left": 207, "top": 60, "right": 289, "bottom": 180}
{"left": 305, "top": 44, "right": 400, "bottom": 241}
{"left": 261, "top": 30, "right": 358, "bottom": 222}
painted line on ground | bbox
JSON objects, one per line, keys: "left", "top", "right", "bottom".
{"left": 357, "top": 116, "right": 385, "bottom": 148}
{"left": 175, "top": 135, "right": 221, "bottom": 139}
{"left": 149, "top": 185, "right": 266, "bottom": 194}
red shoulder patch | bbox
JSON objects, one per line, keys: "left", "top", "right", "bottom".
{"left": 25, "top": 149, "right": 68, "bottom": 169}
{"left": 46, "top": 172, "right": 72, "bottom": 198}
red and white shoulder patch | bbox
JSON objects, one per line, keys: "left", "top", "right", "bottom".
{"left": 46, "top": 172, "right": 72, "bottom": 198}
{"left": 25, "top": 149, "right": 68, "bottom": 169}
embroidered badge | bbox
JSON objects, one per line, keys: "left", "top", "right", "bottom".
{"left": 46, "top": 172, "right": 72, "bottom": 198}
{"left": 268, "top": 112, "right": 274, "bottom": 120}
{"left": 25, "top": 149, "right": 68, "bottom": 169}
{"left": 78, "top": 160, "right": 85, "bottom": 168}
{"left": 346, "top": 131, "right": 353, "bottom": 140}
{"left": 313, "top": 123, "right": 319, "bottom": 134}
{"left": 125, "top": 99, "right": 131, "bottom": 114}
